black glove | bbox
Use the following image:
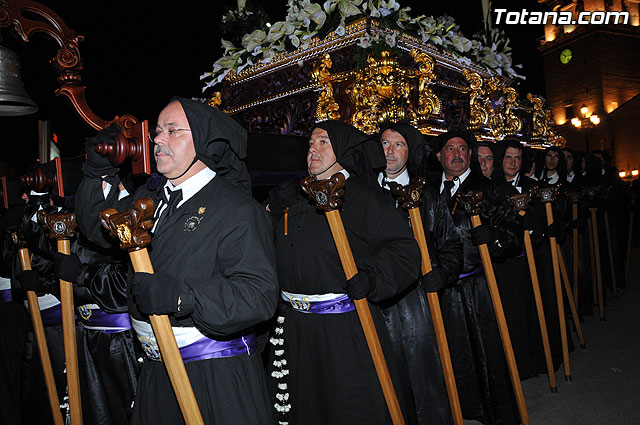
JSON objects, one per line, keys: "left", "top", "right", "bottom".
{"left": 544, "top": 222, "right": 559, "bottom": 238}
{"left": 345, "top": 270, "right": 372, "bottom": 300}
{"left": 420, "top": 268, "right": 446, "bottom": 293}
{"left": 16, "top": 270, "right": 45, "bottom": 295}
{"left": 81, "top": 124, "right": 122, "bottom": 178}
{"left": 53, "top": 252, "right": 82, "bottom": 282}
{"left": 131, "top": 271, "right": 193, "bottom": 316}
{"left": 470, "top": 224, "right": 493, "bottom": 246}
{"left": 570, "top": 217, "right": 585, "bottom": 230}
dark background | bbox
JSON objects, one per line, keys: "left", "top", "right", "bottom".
{"left": 0, "top": 0, "right": 545, "bottom": 176}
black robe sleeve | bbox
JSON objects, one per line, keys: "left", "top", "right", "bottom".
{"left": 482, "top": 181, "right": 523, "bottom": 260}
{"left": 174, "top": 203, "right": 279, "bottom": 337}
{"left": 76, "top": 261, "right": 130, "bottom": 313}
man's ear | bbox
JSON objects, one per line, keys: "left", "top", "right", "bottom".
{"left": 436, "top": 152, "right": 441, "bottom": 162}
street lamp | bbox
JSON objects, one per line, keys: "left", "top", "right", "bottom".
{"left": 571, "top": 104, "right": 600, "bottom": 151}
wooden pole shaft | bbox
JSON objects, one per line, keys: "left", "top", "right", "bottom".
{"left": 18, "top": 248, "right": 64, "bottom": 425}
{"left": 544, "top": 203, "right": 571, "bottom": 381}
{"left": 56, "top": 239, "right": 83, "bottom": 425}
{"left": 625, "top": 211, "right": 633, "bottom": 289}
{"left": 604, "top": 211, "right": 617, "bottom": 297}
{"left": 325, "top": 210, "right": 405, "bottom": 425}
{"left": 587, "top": 218, "right": 598, "bottom": 306}
{"left": 572, "top": 203, "right": 580, "bottom": 308}
{"left": 590, "top": 209, "right": 605, "bottom": 322}
{"left": 128, "top": 249, "right": 205, "bottom": 425}
{"left": 557, "top": 246, "right": 586, "bottom": 348}
{"left": 519, "top": 214, "right": 557, "bottom": 392}
{"left": 407, "top": 208, "right": 463, "bottom": 424}
{"left": 469, "top": 215, "right": 530, "bottom": 424}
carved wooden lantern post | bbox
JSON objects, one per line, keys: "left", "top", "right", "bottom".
{"left": 99, "top": 198, "right": 204, "bottom": 425}
{"left": 388, "top": 177, "right": 463, "bottom": 424}
{"left": 507, "top": 190, "right": 557, "bottom": 393}
{"left": 37, "top": 210, "right": 82, "bottom": 425}
{"left": 456, "top": 190, "right": 530, "bottom": 425}
{"left": 300, "top": 172, "right": 405, "bottom": 425}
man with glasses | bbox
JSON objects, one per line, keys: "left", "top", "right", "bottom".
{"left": 75, "top": 97, "right": 278, "bottom": 425}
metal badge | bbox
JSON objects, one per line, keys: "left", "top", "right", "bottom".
{"left": 53, "top": 221, "right": 66, "bottom": 234}
{"left": 184, "top": 216, "right": 202, "bottom": 232}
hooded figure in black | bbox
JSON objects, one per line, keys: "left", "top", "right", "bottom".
{"left": 75, "top": 97, "right": 279, "bottom": 425}
{"left": 426, "top": 130, "right": 523, "bottom": 425}
{"left": 377, "top": 122, "right": 463, "bottom": 425}
{"left": 266, "top": 120, "right": 421, "bottom": 425}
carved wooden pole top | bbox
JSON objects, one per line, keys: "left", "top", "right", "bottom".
{"left": 583, "top": 186, "right": 600, "bottom": 200}
{"left": 388, "top": 177, "right": 425, "bottom": 210}
{"left": 37, "top": 210, "right": 77, "bottom": 240}
{"left": 507, "top": 190, "right": 535, "bottom": 212}
{"left": 536, "top": 186, "right": 561, "bottom": 204}
{"left": 456, "top": 190, "right": 483, "bottom": 216}
{"left": 300, "top": 172, "right": 346, "bottom": 211}
{"left": 99, "top": 198, "right": 155, "bottom": 251}
{"left": 565, "top": 191, "right": 583, "bottom": 204}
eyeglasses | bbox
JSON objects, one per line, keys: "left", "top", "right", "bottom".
{"left": 149, "top": 127, "right": 191, "bottom": 142}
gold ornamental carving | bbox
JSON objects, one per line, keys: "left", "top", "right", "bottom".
{"left": 311, "top": 53, "right": 341, "bottom": 121}
{"left": 527, "top": 93, "right": 548, "bottom": 139}
{"left": 411, "top": 49, "right": 441, "bottom": 117}
{"left": 463, "top": 70, "right": 522, "bottom": 140}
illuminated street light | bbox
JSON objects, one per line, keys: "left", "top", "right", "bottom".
{"left": 620, "top": 171, "right": 627, "bottom": 178}
{"left": 571, "top": 105, "right": 601, "bottom": 151}
{"left": 633, "top": 170, "right": 639, "bottom": 177}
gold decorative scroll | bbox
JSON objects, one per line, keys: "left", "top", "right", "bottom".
{"left": 311, "top": 53, "right": 341, "bottom": 121}
{"left": 527, "top": 93, "right": 548, "bottom": 139}
{"left": 462, "top": 69, "right": 489, "bottom": 129}
{"left": 411, "top": 50, "right": 441, "bottom": 117}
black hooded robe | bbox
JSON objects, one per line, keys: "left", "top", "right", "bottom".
{"left": 74, "top": 97, "right": 279, "bottom": 425}
{"left": 266, "top": 121, "right": 421, "bottom": 425}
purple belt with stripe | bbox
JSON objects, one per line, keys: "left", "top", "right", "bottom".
{"left": 40, "top": 303, "right": 63, "bottom": 326}
{"left": 179, "top": 334, "right": 256, "bottom": 362}
{"left": 282, "top": 293, "right": 356, "bottom": 314}
{"left": 459, "top": 267, "right": 483, "bottom": 279}
{"left": 0, "top": 289, "right": 11, "bottom": 303}
{"left": 77, "top": 308, "right": 132, "bottom": 333}
{"left": 516, "top": 249, "right": 526, "bottom": 259}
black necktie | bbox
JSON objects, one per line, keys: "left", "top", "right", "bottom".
{"left": 155, "top": 188, "right": 183, "bottom": 230}
{"left": 441, "top": 180, "right": 455, "bottom": 206}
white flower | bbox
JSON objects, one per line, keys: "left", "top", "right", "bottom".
{"left": 241, "top": 29, "right": 266, "bottom": 53}
{"left": 289, "top": 34, "right": 301, "bottom": 48}
{"left": 335, "top": 25, "right": 346, "bottom": 36}
{"left": 221, "top": 38, "right": 237, "bottom": 55}
{"left": 384, "top": 32, "right": 396, "bottom": 47}
{"left": 357, "top": 34, "right": 372, "bottom": 48}
{"left": 338, "top": 0, "right": 362, "bottom": 17}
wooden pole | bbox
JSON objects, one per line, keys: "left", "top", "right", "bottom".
{"left": 604, "top": 211, "right": 618, "bottom": 298}
{"left": 468, "top": 214, "right": 530, "bottom": 424}
{"left": 17, "top": 248, "right": 64, "bottom": 425}
{"left": 128, "top": 249, "right": 205, "bottom": 425}
{"left": 407, "top": 207, "right": 464, "bottom": 424}
{"left": 625, "top": 211, "right": 634, "bottom": 289}
{"left": 556, "top": 245, "right": 586, "bottom": 349}
{"left": 572, "top": 203, "right": 580, "bottom": 308}
{"left": 587, "top": 218, "right": 598, "bottom": 306}
{"left": 519, "top": 212, "right": 558, "bottom": 392}
{"left": 99, "top": 200, "right": 204, "bottom": 425}
{"left": 544, "top": 202, "right": 571, "bottom": 381}
{"left": 590, "top": 208, "right": 605, "bottom": 322}
{"left": 56, "top": 239, "right": 83, "bottom": 425}
{"left": 325, "top": 210, "right": 406, "bottom": 425}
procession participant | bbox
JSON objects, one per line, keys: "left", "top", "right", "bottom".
{"left": 427, "top": 130, "right": 522, "bottom": 425}
{"left": 12, "top": 184, "right": 68, "bottom": 424}
{"left": 75, "top": 97, "right": 279, "bottom": 425}
{"left": 51, "top": 181, "right": 142, "bottom": 425}
{"left": 0, "top": 182, "right": 33, "bottom": 425}
{"left": 266, "top": 120, "right": 421, "bottom": 425}
{"left": 476, "top": 142, "right": 496, "bottom": 179}
{"left": 378, "top": 122, "right": 463, "bottom": 425}
{"left": 533, "top": 146, "right": 567, "bottom": 186}
{"left": 492, "top": 140, "right": 557, "bottom": 378}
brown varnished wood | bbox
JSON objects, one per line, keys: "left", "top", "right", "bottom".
{"left": 99, "top": 199, "right": 205, "bottom": 425}
{"left": 457, "top": 191, "right": 530, "bottom": 424}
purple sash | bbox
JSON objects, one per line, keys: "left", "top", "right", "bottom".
{"left": 0, "top": 289, "right": 11, "bottom": 303}
{"left": 459, "top": 266, "right": 483, "bottom": 279}
{"left": 40, "top": 303, "right": 63, "bottom": 326}
{"left": 77, "top": 308, "right": 132, "bottom": 333}
{"left": 283, "top": 293, "right": 356, "bottom": 314}
{"left": 179, "top": 334, "right": 256, "bottom": 362}
{"left": 516, "top": 249, "right": 526, "bottom": 259}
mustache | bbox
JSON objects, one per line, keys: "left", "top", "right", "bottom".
{"left": 450, "top": 158, "right": 463, "bottom": 163}
{"left": 154, "top": 146, "right": 172, "bottom": 156}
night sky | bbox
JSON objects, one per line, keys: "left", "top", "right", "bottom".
{"left": 1, "top": 0, "right": 545, "bottom": 176}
